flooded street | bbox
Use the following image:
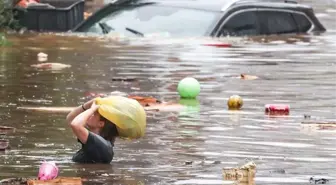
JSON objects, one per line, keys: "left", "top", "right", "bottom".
{"left": 1, "top": 1, "right": 336, "bottom": 184}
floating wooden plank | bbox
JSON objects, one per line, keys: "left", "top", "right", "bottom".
{"left": 127, "top": 95, "right": 161, "bottom": 106}
{"left": 27, "top": 177, "right": 82, "bottom": 185}
{"left": 0, "top": 139, "right": 10, "bottom": 151}
{"left": 17, "top": 107, "right": 75, "bottom": 113}
{"left": 0, "top": 126, "right": 16, "bottom": 135}
{"left": 17, "top": 95, "right": 191, "bottom": 113}
{"left": 17, "top": 102, "right": 186, "bottom": 113}
{"left": 301, "top": 121, "right": 336, "bottom": 130}
{"left": 143, "top": 103, "right": 185, "bottom": 112}
{"left": 301, "top": 121, "right": 336, "bottom": 125}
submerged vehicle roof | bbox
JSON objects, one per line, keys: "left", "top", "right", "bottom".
{"left": 111, "top": 0, "right": 313, "bottom": 12}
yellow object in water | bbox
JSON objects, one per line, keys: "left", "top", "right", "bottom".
{"left": 95, "top": 96, "right": 147, "bottom": 139}
{"left": 227, "top": 95, "right": 243, "bottom": 110}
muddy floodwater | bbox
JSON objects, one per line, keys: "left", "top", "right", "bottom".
{"left": 0, "top": 1, "right": 336, "bottom": 185}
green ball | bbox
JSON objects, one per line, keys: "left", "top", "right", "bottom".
{"left": 177, "top": 77, "right": 200, "bottom": 99}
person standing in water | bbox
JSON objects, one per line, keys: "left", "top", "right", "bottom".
{"left": 66, "top": 98, "right": 118, "bottom": 164}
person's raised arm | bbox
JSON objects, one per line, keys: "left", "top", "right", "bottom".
{"left": 70, "top": 102, "right": 100, "bottom": 144}
{"left": 66, "top": 99, "right": 95, "bottom": 126}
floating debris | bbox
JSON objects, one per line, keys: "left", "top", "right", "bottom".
{"left": 111, "top": 77, "right": 137, "bottom": 82}
{"left": 17, "top": 102, "right": 186, "bottom": 113}
{"left": 309, "top": 176, "right": 330, "bottom": 184}
{"left": 269, "top": 169, "right": 286, "bottom": 174}
{"left": 177, "top": 77, "right": 201, "bottom": 99}
{"left": 0, "top": 126, "right": 16, "bottom": 135}
{"left": 17, "top": 95, "right": 190, "bottom": 113}
{"left": 0, "top": 139, "right": 10, "bottom": 151}
{"left": 18, "top": 98, "right": 52, "bottom": 104}
{"left": 183, "top": 160, "right": 222, "bottom": 166}
{"left": 31, "top": 63, "right": 71, "bottom": 70}
{"left": 227, "top": 95, "right": 243, "bottom": 110}
{"left": 304, "top": 114, "right": 312, "bottom": 119}
{"left": 38, "top": 161, "right": 58, "bottom": 180}
{"left": 84, "top": 12, "right": 92, "bottom": 19}
{"left": 84, "top": 92, "right": 106, "bottom": 98}
{"left": 37, "top": 52, "right": 47, "bottom": 58}
{"left": 222, "top": 161, "right": 256, "bottom": 183}
{"left": 127, "top": 95, "right": 161, "bottom": 106}
{"left": 184, "top": 161, "right": 193, "bottom": 165}
{"left": 84, "top": 91, "right": 128, "bottom": 99}
{"left": 27, "top": 177, "right": 82, "bottom": 185}
{"left": 37, "top": 52, "right": 48, "bottom": 62}
{"left": 301, "top": 121, "right": 336, "bottom": 130}
{"left": 143, "top": 103, "right": 186, "bottom": 112}
{"left": 265, "top": 104, "right": 290, "bottom": 115}
{"left": 17, "top": 107, "right": 73, "bottom": 113}
{"left": 0, "top": 177, "right": 29, "bottom": 185}
{"left": 239, "top": 74, "right": 259, "bottom": 80}
{"left": 203, "top": 43, "right": 232, "bottom": 48}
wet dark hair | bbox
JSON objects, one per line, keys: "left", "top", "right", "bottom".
{"left": 99, "top": 115, "right": 119, "bottom": 144}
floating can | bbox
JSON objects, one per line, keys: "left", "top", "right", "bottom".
{"left": 265, "top": 104, "right": 290, "bottom": 115}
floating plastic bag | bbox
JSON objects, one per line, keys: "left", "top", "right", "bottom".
{"left": 95, "top": 96, "right": 146, "bottom": 139}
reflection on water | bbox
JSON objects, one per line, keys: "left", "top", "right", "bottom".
{"left": 1, "top": 1, "right": 336, "bottom": 185}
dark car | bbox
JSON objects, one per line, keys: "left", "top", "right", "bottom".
{"left": 73, "top": 0, "right": 326, "bottom": 37}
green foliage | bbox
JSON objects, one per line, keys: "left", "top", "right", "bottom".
{"left": 0, "top": 33, "right": 11, "bottom": 46}
{"left": 0, "top": 0, "right": 20, "bottom": 29}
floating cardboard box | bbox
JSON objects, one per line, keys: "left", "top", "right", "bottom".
{"left": 222, "top": 161, "right": 256, "bottom": 184}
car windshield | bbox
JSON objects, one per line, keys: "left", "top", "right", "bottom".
{"left": 86, "top": 4, "right": 219, "bottom": 37}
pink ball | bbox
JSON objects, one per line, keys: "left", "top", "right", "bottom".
{"left": 38, "top": 161, "right": 59, "bottom": 180}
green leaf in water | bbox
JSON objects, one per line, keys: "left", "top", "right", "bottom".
{"left": 0, "top": 33, "right": 11, "bottom": 46}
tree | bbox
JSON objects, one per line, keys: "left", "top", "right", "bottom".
{"left": 0, "top": 0, "right": 19, "bottom": 29}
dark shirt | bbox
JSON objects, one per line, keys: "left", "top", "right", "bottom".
{"left": 72, "top": 132, "right": 114, "bottom": 164}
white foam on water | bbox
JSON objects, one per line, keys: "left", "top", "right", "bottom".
{"left": 208, "top": 135, "right": 253, "bottom": 140}
{"left": 232, "top": 141, "right": 315, "bottom": 148}
{"left": 195, "top": 174, "right": 219, "bottom": 178}
{"left": 240, "top": 125, "right": 263, "bottom": 129}
{"left": 174, "top": 179, "right": 234, "bottom": 185}
{"left": 207, "top": 110, "right": 256, "bottom": 115}
{"left": 255, "top": 177, "right": 307, "bottom": 183}
{"left": 202, "top": 127, "right": 233, "bottom": 131}
{"left": 289, "top": 157, "right": 334, "bottom": 162}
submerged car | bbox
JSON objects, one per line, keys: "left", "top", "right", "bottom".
{"left": 73, "top": 0, "right": 326, "bottom": 37}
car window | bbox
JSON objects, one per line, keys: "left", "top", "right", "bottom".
{"left": 258, "top": 10, "right": 298, "bottom": 35}
{"left": 292, "top": 13, "right": 312, "bottom": 32}
{"left": 85, "top": 4, "right": 219, "bottom": 37}
{"left": 219, "top": 11, "right": 259, "bottom": 37}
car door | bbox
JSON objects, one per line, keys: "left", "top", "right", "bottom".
{"left": 257, "top": 9, "right": 312, "bottom": 35}
{"left": 216, "top": 9, "right": 261, "bottom": 37}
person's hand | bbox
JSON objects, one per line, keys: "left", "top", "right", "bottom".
{"left": 90, "top": 101, "right": 100, "bottom": 111}
{"left": 83, "top": 98, "right": 96, "bottom": 110}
